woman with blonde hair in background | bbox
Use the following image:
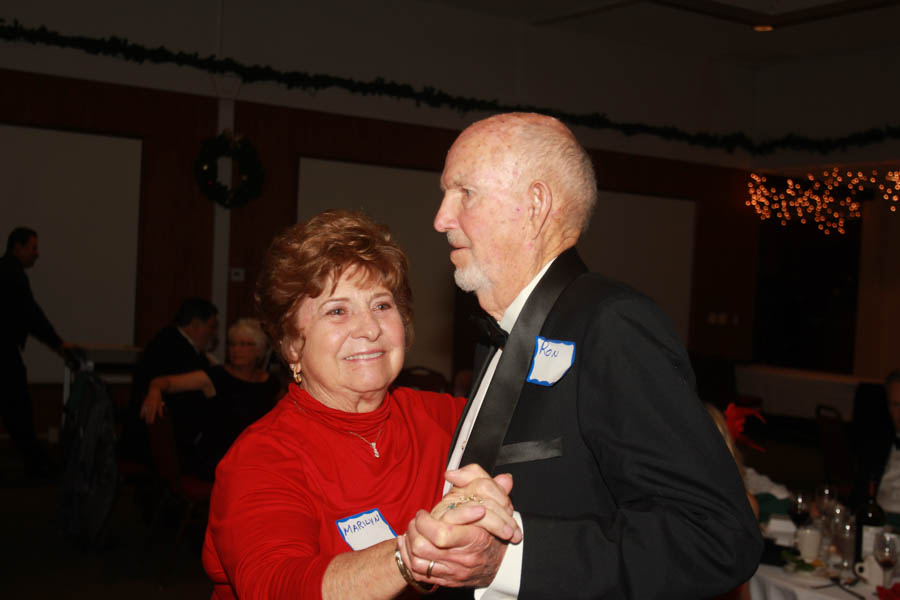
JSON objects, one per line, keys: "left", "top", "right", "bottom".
{"left": 141, "top": 318, "right": 282, "bottom": 480}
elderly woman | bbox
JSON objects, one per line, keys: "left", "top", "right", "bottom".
{"left": 141, "top": 318, "right": 281, "bottom": 479}
{"left": 201, "top": 210, "right": 519, "bottom": 600}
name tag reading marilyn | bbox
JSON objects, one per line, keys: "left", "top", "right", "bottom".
{"left": 526, "top": 336, "right": 575, "bottom": 386}
{"left": 336, "top": 508, "right": 397, "bottom": 551}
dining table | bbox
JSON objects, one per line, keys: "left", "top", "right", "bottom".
{"left": 750, "top": 563, "right": 882, "bottom": 600}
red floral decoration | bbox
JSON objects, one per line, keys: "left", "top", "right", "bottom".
{"left": 724, "top": 403, "right": 765, "bottom": 452}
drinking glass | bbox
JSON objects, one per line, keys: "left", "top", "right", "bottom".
{"left": 816, "top": 484, "right": 837, "bottom": 516}
{"left": 835, "top": 520, "right": 855, "bottom": 571}
{"left": 873, "top": 531, "right": 898, "bottom": 588}
{"left": 788, "top": 491, "right": 812, "bottom": 529}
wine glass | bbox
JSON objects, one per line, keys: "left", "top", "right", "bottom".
{"left": 835, "top": 520, "right": 856, "bottom": 572}
{"left": 816, "top": 484, "right": 837, "bottom": 517}
{"left": 873, "top": 531, "right": 898, "bottom": 588}
{"left": 827, "top": 503, "right": 846, "bottom": 538}
{"left": 788, "top": 491, "right": 812, "bottom": 529}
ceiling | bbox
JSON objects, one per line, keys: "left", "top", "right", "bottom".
{"left": 423, "top": 0, "right": 900, "bottom": 66}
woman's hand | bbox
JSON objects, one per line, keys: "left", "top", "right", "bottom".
{"left": 140, "top": 384, "right": 165, "bottom": 424}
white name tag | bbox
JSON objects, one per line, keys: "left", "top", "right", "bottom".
{"left": 526, "top": 336, "right": 575, "bottom": 386}
{"left": 336, "top": 508, "right": 397, "bottom": 551}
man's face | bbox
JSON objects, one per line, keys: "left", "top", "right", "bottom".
{"left": 14, "top": 235, "right": 39, "bottom": 268}
{"left": 888, "top": 381, "right": 900, "bottom": 431}
{"left": 434, "top": 125, "right": 527, "bottom": 299}
{"left": 195, "top": 315, "right": 220, "bottom": 353}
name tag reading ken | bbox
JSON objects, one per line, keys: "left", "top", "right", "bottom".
{"left": 336, "top": 508, "right": 397, "bottom": 551}
{"left": 526, "top": 336, "right": 575, "bottom": 386}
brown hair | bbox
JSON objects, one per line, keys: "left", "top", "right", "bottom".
{"left": 255, "top": 210, "right": 414, "bottom": 360}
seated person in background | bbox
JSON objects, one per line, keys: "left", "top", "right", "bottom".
{"left": 858, "top": 369, "right": 900, "bottom": 523}
{"left": 202, "top": 210, "right": 521, "bottom": 599}
{"left": 706, "top": 403, "right": 760, "bottom": 519}
{"left": 120, "top": 297, "right": 219, "bottom": 468}
{"left": 140, "top": 318, "right": 283, "bottom": 480}
{"left": 706, "top": 403, "right": 759, "bottom": 600}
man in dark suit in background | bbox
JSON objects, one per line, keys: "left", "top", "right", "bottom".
{"left": 0, "top": 226, "right": 73, "bottom": 478}
{"left": 855, "top": 370, "right": 900, "bottom": 515}
{"left": 121, "top": 297, "right": 218, "bottom": 470}
{"left": 401, "top": 113, "right": 762, "bottom": 598}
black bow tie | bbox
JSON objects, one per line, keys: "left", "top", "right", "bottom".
{"left": 471, "top": 313, "right": 508, "bottom": 348}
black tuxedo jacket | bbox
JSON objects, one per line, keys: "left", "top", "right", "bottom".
{"left": 452, "top": 249, "right": 763, "bottom": 599}
{"left": 124, "top": 325, "right": 212, "bottom": 467}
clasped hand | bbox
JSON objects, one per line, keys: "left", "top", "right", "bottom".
{"left": 399, "top": 463, "right": 522, "bottom": 589}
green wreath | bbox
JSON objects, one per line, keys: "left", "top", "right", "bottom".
{"left": 193, "top": 130, "right": 264, "bottom": 209}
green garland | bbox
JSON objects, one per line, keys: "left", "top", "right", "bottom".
{"left": 193, "top": 131, "right": 264, "bottom": 209}
{"left": 3, "top": 17, "right": 900, "bottom": 156}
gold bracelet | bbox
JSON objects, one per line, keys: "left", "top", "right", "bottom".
{"left": 394, "top": 548, "right": 438, "bottom": 594}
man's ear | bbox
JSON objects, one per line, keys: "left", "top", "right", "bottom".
{"left": 527, "top": 180, "right": 553, "bottom": 239}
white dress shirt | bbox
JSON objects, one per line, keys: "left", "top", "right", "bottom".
{"left": 877, "top": 442, "right": 900, "bottom": 513}
{"left": 445, "top": 259, "right": 556, "bottom": 600}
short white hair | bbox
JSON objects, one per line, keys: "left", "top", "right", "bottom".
{"left": 474, "top": 113, "right": 597, "bottom": 236}
{"left": 227, "top": 318, "right": 270, "bottom": 361}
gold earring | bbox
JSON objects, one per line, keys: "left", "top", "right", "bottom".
{"left": 292, "top": 364, "right": 302, "bottom": 384}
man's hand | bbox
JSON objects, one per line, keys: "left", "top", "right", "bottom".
{"left": 140, "top": 387, "right": 165, "bottom": 425}
{"left": 433, "top": 464, "right": 520, "bottom": 542}
{"left": 400, "top": 511, "right": 509, "bottom": 589}
{"left": 398, "top": 464, "right": 520, "bottom": 588}
{"left": 57, "top": 342, "right": 84, "bottom": 369}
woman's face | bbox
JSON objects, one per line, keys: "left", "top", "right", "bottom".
{"left": 227, "top": 334, "right": 260, "bottom": 368}
{"left": 291, "top": 269, "right": 406, "bottom": 411}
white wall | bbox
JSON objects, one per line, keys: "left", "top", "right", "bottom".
{"left": 296, "top": 158, "right": 455, "bottom": 378}
{"left": 295, "top": 159, "right": 697, "bottom": 377}
{"left": 0, "top": 125, "right": 141, "bottom": 382}
{"left": 577, "top": 192, "right": 696, "bottom": 344}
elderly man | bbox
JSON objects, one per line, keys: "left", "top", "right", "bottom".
{"left": 121, "top": 297, "right": 219, "bottom": 469}
{"left": 0, "top": 227, "right": 72, "bottom": 478}
{"left": 401, "top": 113, "right": 762, "bottom": 599}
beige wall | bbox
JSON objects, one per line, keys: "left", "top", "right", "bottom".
{"left": 577, "top": 192, "right": 696, "bottom": 344}
{"left": 295, "top": 159, "right": 699, "bottom": 379}
{"left": 296, "top": 158, "right": 455, "bottom": 377}
{"left": 854, "top": 199, "right": 900, "bottom": 379}
{"left": 0, "top": 124, "right": 141, "bottom": 382}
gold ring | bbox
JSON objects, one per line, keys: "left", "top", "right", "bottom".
{"left": 426, "top": 560, "right": 435, "bottom": 578}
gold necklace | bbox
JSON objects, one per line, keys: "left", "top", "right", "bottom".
{"left": 347, "top": 427, "right": 384, "bottom": 458}
{"left": 291, "top": 397, "right": 384, "bottom": 458}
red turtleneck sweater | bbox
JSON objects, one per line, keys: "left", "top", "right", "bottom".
{"left": 202, "top": 384, "right": 465, "bottom": 599}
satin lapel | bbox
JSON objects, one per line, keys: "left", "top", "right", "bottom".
{"left": 446, "top": 343, "right": 497, "bottom": 466}
{"left": 459, "top": 249, "right": 587, "bottom": 473}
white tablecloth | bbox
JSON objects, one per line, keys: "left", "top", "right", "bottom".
{"left": 750, "top": 564, "right": 878, "bottom": 600}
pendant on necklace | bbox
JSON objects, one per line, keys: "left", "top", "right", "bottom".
{"left": 347, "top": 426, "right": 383, "bottom": 458}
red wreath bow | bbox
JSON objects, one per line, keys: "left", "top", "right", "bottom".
{"left": 724, "top": 403, "right": 765, "bottom": 452}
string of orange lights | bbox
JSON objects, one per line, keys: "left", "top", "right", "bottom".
{"left": 746, "top": 168, "right": 900, "bottom": 234}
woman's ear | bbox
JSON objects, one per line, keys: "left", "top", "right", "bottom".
{"left": 282, "top": 338, "right": 302, "bottom": 364}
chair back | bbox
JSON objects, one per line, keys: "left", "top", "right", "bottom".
{"left": 395, "top": 366, "right": 449, "bottom": 393}
{"left": 815, "top": 403, "right": 854, "bottom": 500}
{"left": 147, "top": 415, "right": 182, "bottom": 494}
{"left": 851, "top": 382, "right": 890, "bottom": 450}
